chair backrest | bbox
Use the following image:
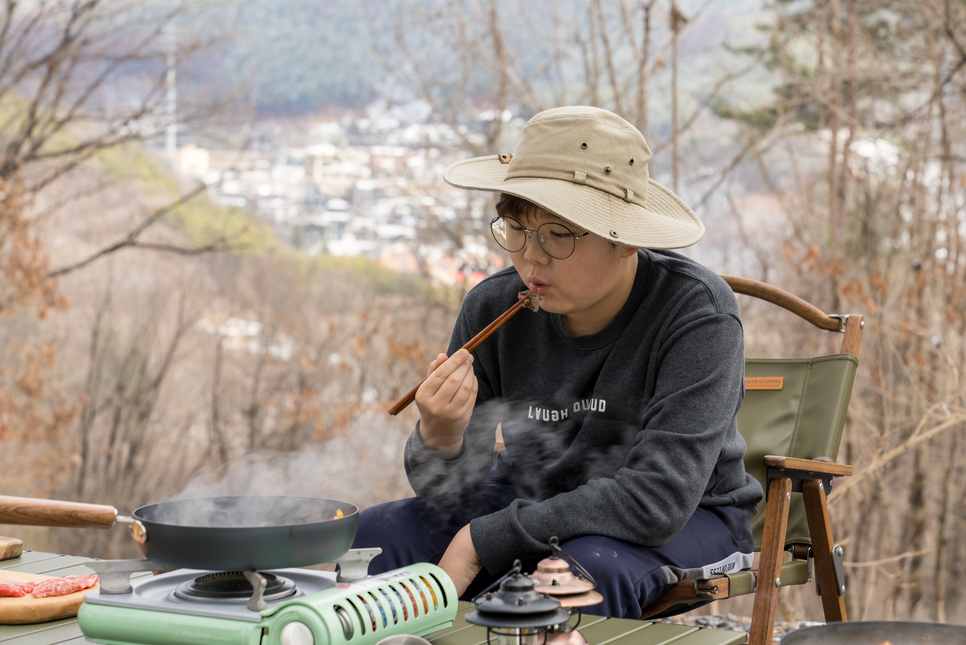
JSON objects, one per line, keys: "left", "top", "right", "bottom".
{"left": 740, "top": 355, "right": 857, "bottom": 548}
{"left": 722, "top": 275, "right": 863, "bottom": 551}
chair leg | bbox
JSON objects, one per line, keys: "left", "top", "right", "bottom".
{"left": 802, "top": 479, "right": 848, "bottom": 622}
{"left": 748, "top": 477, "right": 792, "bottom": 645}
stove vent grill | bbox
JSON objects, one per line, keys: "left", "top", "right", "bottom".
{"left": 331, "top": 572, "right": 452, "bottom": 642}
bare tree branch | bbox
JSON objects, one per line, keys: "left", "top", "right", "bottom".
{"left": 28, "top": 177, "right": 116, "bottom": 224}
{"left": 692, "top": 113, "right": 792, "bottom": 210}
{"left": 830, "top": 407, "right": 966, "bottom": 504}
{"left": 650, "top": 43, "right": 770, "bottom": 155}
{"left": 45, "top": 180, "right": 238, "bottom": 278}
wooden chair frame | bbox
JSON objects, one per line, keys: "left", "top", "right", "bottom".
{"left": 639, "top": 275, "right": 863, "bottom": 645}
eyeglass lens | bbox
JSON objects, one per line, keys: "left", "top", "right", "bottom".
{"left": 491, "top": 217, "right": 577, "bottom": 259}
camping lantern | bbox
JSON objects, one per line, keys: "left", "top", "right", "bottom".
{"left": 530, "top": 538, "right": 603, "bottom": 645}
{"left": 465, "top": 560, "right": 572, "bottom": 645}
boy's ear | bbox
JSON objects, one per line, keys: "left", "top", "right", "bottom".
{"left": 621, "top": 246, "right": 640, "bottom": 258}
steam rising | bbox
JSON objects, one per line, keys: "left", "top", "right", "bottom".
{"left": 406, "top": 396, "right": 637, "bottom": 508}
{"left": 158, "top": 413, "right": 411, "bottom": 526}
{"left": 145, "top": 495, "right": 345, "bottom": 528}
{"left": 154, "top": 398, "right": 635, "bottom": 530}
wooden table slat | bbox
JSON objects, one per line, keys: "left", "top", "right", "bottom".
{"left": 0, "top": 622, "right": 84, "bottom": 645}
{"left": 36, "top": 638, "right": 85, "bottom": 645}
{"left": 596, "top": 623, "right": 746, "bottom": 645}
{"left": 658, "top": 628, "right": 747, "bottom": 645}
{"left": 426, "top": 605, "right": 486, "bottom": 645}
{"left": 2, "top": 631, "right": 85, "bottom": 645}
{"left": 5, "top": 559, "right": 95, "bottom": 577}
{"left": 578, "top": 618, "right": 664, "bottom": 644}
{"left": 0, "top": 554, "right": 64, "bottom": 571}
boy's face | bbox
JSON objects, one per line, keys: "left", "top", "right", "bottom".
{"left": 507, "top": 207, "right": 639, "bottom": 336}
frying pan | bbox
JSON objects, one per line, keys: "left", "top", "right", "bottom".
{"left": 781, "top": 620, "right": 966, "bottom": 645}
{"left": 0, "top": 494, "right": 358, "bottom": 571}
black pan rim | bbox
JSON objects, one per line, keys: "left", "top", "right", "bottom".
{"left": 132, "top": 495, "right": 360, "bottom": 529}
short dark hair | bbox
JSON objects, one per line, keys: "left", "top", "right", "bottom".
{"left": 495, "top": 193, "right": 543, "bottom": 225}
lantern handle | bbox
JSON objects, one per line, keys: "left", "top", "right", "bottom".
{"left": 470, "top": 559, "right": 523, "bottom": 604}
{"left": 548, "top": 537, "right": 597, "bottom": 587}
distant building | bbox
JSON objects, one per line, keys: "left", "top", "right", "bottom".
{"left": 177, "top": 144, "right": 210, "bottom": 177}
{"left": 191, "top": 102, "right": 503, "bottom": 287}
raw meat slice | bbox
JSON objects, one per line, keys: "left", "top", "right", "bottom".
{"left": 0, "top": 582, "right": 27, "bottom": 598}
{"left": 30, "top": 574, "right": 98, "bottom": 598}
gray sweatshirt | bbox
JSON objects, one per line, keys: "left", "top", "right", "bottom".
{"left": 404, "top": 249, "right": 763, "bottom": 574}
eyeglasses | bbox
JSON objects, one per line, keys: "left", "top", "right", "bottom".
{"left": 490, "top": 216, "right": 590, "bottom": 260}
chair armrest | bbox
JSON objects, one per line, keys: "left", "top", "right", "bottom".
{"left": 763, "top": 455, "right": 853, "bottom": 477}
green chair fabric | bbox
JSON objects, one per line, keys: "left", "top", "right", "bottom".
{"left": 739, "top": 354, "right": 859, "bottom": 549}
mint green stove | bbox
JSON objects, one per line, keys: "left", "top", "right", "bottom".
{"left": 79, "top": 560, "right": 457, "bottom": 645}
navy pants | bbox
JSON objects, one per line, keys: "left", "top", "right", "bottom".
{"left": 353, "top": 470, "right": 754, "bottom": 619}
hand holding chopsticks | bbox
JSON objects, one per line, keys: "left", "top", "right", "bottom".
{"left": 387, "top": 291, "right": 541, "bottom": 416}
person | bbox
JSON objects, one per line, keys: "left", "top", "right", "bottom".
{"left": 353, "top": 106, "right": 763, "bottom": 619}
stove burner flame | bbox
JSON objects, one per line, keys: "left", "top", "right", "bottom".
{"left": 173, "top": 571, "right": 298, "bottom": 604}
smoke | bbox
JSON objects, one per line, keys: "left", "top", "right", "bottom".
{"left": 157, "top": 412, "right": 413, "bottom": 525}
{"left": 146, "top": 495, "right": 343, "bottom": 528}
{"left": 404, "top": 396, "right": 637, "bottom": 509}
{"left": 152, "top": 397, "right": 639, "bottom": 529}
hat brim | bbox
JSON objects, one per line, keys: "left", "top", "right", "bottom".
{"left": 443, "top": 155, "right": 704, "bottom": 249}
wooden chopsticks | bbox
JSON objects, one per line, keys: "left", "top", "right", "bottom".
{"left": 387, "top": 298, "right": 527, "bottom": 416}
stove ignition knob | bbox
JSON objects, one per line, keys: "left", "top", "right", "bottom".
{"left": 280, "top": 621, "right": 314, "bottom": 645}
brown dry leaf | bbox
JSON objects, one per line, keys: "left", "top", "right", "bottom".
{"left": 869, "top": 271, "right": 890, "bottom": 297}
{"left": 0, "top": 174, "right": 68, "bottom": 318}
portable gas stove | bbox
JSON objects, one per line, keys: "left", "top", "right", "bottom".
{"left": 78, "top": 550, "right": 458, "bottom": 645}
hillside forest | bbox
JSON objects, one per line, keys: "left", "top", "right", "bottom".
{"left": 1, "top": 0, "right": 966, "bottom": 627}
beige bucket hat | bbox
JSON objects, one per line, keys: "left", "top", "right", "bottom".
{"left": 443, "top": 106, "right": 704, "bottom": 249}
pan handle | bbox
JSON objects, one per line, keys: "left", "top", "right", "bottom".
{"left": 0, "top": 495, "right": 118, "bottom": 529}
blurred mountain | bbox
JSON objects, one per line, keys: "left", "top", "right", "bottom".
{"left": 214, "top": 0, "right": 381, "bottom": 113}
{"left": 194, "top": 0, "right": 765, "bottom": 117}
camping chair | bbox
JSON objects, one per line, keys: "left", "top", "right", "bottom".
{"left": 639, "top": 275, "right": 863, "bottom": 645}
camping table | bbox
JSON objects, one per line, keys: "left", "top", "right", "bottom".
{"left": 1, "top": 551, "right": 747, "bottom": 645}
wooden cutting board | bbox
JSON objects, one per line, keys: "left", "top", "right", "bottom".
{"left": 0, "top": 537, "right": 22, "bottom": 561}
{"left": 0, "top": 570, "right": 99, "bottom": 625}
